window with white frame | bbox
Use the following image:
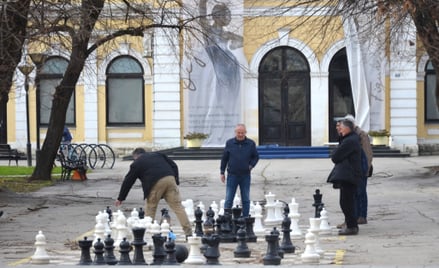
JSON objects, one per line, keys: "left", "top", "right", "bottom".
{"left": 106, "top": 56, "right": 144, "bottom": 125}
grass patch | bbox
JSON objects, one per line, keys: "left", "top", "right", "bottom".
{"left": 0, "top": 166, "right": 63, "bottom": 193}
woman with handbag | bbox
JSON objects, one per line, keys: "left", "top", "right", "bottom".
{"left": 327, "top": 119, "right": 362, "bottom": 235}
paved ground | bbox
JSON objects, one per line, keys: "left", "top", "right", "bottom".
{"left": 0, "top": 155, "right": 438, "bottom": 267}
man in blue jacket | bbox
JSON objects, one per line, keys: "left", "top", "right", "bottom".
{"left": 115, "top": 148, "right": 193, "bottom": 237}
{"left": 220, "top": 124, "right": 259, "bottom": 217}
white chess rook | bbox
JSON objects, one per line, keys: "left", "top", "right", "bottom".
{"left": 184, "top": 236, "right": 205, "bottom": 264}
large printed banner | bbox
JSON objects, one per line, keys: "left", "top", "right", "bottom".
{"left": 183, "top": 0, "right": 245, "bottom": 147}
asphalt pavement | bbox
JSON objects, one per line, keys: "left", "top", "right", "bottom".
{"left": 0, "top": 155, "right": 438, "bottom": 267}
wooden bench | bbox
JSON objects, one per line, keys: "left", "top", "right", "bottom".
{"left": 56, "top": 151, "right": 88, "bottom": 181}
{"left": 0, "top": 144, "right": 25, "bottom": 166}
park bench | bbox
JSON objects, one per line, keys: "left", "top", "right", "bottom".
{"left": 56, "top": 150, "right": 88, "bottom": 181}
{"left": 0, "top": 144, "right": 25, "bottom": 166}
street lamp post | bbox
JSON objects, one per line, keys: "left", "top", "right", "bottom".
{"left": 29, "top": 53, "right": 47, "bottom": 165}
{"left": 18, "top": 64, "right": 35, "bottom": 167}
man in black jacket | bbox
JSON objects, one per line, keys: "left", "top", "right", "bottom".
{"left": 115, "top": 148, "right": 193, "bottom": 236}
{"left": 330, "top": 120, "right": 361, "bottom": 235}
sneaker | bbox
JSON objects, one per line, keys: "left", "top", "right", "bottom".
{"left": 357, "top": 217, "right": 368, "bottom": 224}
{"left": 336, "top": 222, "right": 346, "bottom": 229}
{"left": 338, "top": 227, "right": 359, "bottom": 235}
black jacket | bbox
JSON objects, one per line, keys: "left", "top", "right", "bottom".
{"left": 117, "top": 152, "right": 179, "bottom": 201}
{"left": 329, "top": 131, "right": 362, "bottom": 186}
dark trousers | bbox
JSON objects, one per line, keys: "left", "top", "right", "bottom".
{"left": 355, "top": 176, "right": 368, "bottom": 218}
{"left": 340, "top": 182, "right": 358, "bottom": 229}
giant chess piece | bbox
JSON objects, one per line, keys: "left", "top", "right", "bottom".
{"left": 253, "top": 201, "right": 265, "bottom": 236}
{"left": 31, "top": 230, "right": 50, "bottom": 264}
{"left": 309, "top": 217, "right": 324, "bottom": 256}
{"left": 280, "top": 205, "right": 295, "bottom": 254}
{"left": 131, "top": 227, "right": 147, "bottom": 265}
{"left": 184, "top": 236, "right": 204, "bottom": 264}
{"left": 289, "top": 198, "right": 302, "bottom": 237}
{"left": 264, "top": 192, "right": 278, "bottom": 226}
{"left": 272, "top": 227, "right": 284, "bottom": 259}
{"left": 78, "top": 236, "right": 93, "bottom": 265}
{"left": 233, "top": 218, "right": 251, "bottom": 258}
{"left": 151, "top": 233, "right": 167, "bottom": 265}
{"left": 219, "top": 208, "right": 234, "bottom": 243}
{"left": 93, "top": 238, "right": 106, "bottom": 265}
{"left": 300, "top": 230, "right": 320, "bottom": 264}
{"left": 194, "top": 206, "right": 204, "bottom": 237}
{"left": 103, "top": 234, "right": 118, "bottom": 265}
{"left": 93, "top": 211, "right": 106, "bottom": 245}
{"left": 231, "top": 206, "right": 242, "bottom": 238}
{"left": 245, "top": 216, "right": 257, "bottom": 242}
{"left": 202, "top": 234, "right": 221, "bottom": 265}
{"left": 262, "top": 229, "right": 281, "bottom": 265}
{"left": 312, "top": 189, "right": 324, "bottom": 218}
{"left": 118, "top": 238, "right": 132, "bottom": 265}
{"left": 182, "top": 199, "right": 195, "bottom": 222}
{"left": 163, "top": 238, "right": 179, "bottom": 265}
{"left": 161, "top": 208, "right": 171, "bottom": 225}
{"left": 138, "top": 207, "right": 145, "bottom": 219}
{"left": 106, "top": 206, "right": 113, "bottom": 222}
{"left": 319, "top": 207, "right": 332, "bottom": 235}
{"left": 175, "top": 244, "right": 189, "bottom": 263}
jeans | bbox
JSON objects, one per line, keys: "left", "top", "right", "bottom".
{"left": 224, "top": 174, "right": 251, "bottom": 217}
{"left": 355, "top": 176, "right": 368, "bottom": 218}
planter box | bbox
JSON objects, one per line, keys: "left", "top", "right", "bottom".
{"left": 371, "top": 136, "right": 389, "bottom": 146}
{"left": 186, "top": 138, "right": 204, "bottom": 148}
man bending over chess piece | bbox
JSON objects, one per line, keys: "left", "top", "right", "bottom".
{"left": 115, "top": 148, "right": 193, "bottom": 237}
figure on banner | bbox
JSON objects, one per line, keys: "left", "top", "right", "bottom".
{"left": 187, "top": 0, "right": 243, "bottom": 146}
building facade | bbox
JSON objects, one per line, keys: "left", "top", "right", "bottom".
{"left": 4, "top": 1, "right": 439, "bottom": 156}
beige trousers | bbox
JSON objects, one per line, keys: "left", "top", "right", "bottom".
{"left": 144, "top": 175, "right": 193, "bottom": 236}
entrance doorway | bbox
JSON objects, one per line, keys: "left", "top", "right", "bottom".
{"left": 328, "top": 48, "right": 355, "bottom": 142}
{"left": 258, "top": 46, "right": 310, "bottom": 146}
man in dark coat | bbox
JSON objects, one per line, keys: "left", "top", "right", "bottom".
{"left": 329, "top": 119, "right": 361, "bottom": 235}
{"left": 115, "top": 148, "right": 193, "bottom": 236}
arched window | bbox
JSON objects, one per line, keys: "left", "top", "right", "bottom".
{"left": 425, "top": 60, "right": 439, "bottom": 121}
{"left": 106, "top": 56, "right": 144, "bottom": 125}
{"left": 39, "top": 56, "right": 74, "bottom": 125}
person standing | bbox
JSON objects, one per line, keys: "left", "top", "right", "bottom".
{"left": 328, "top": 119, "right": 362, "bottom": 235}
{"left": 344, "top": 114, "right": 373, "bottom": 224}
{"left": 220, "top": 124, "right": 259, "bottom": 217}
{"left": 115, "top": 148, "right": 193, "bottom": 237}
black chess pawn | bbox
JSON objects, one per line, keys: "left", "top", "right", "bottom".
{"left": 138, "top": 207, "right": 145, "bottom": 219}
{"left": 280, "top": 205, "right": 295, "bottom": 254}
{"left": 219, "top": 209, "right": 235, "bottom": 243}
{"left": 263, "top": 231, "right": 281, "bottom": 265}
{"left": 163, "top": 238, "right": 179, "bottom": 265}
{"left": 202, "top": 234, "right": 221, "bottom": 265}
{"left": 151, "top": 233, "right": 167, "bottom": 265}
{"left": 161, "top": 208, "right": 171, "bottom": 225}
{"left": 104, "top": 234, "right": 118, "bottom": 265}
{"left": 245, "top": 216, "right": 257, "bottom": 242}
{"left": 313, "top": 189, "right": 324, "bottom": 218}
{"left": 272, "top": 227, "right": 284, "bottom": 258}
{"left": 118, "top": 238, "right": 132, "bottom": 265}
{"left": 233, "top": 219, "right": 251, "bottom": 258}
{"left": 106, "top": 206, "right": 112, "bottom": 222}
{"left": 131, "top": 227, "right": 146, "bottom": 265}
{"left": 194, "top": 206, "right": 204, "bottom": 237}
{"left": 78, "top": 236, "right": 93, "bottom": 265}
{"left": 93, "top": 238, "right": 106, "bottom": 265}
{"left": 205, "top": 207, "right": 215, "bottom": 226}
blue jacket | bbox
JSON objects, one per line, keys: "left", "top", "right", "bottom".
{"left": 220, "top": 137, "right": 259, "bottom": 176}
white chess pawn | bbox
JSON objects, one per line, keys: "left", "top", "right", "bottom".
{"left": 150, "top": 220, "right": 161, "bottom": 235}
{"left": 31, "top": 230, "right": 50, "bottom": 264}
{"left": 160, "top": 219, "right": 170, "bottom": 234}
{"left": 319, "top": 208, "right": 332, "bottom": 235}
{"left": 300, "top": 230, "right": 320, "bottom": 264}
{"left": 126, "top": 208, "right": 140, "bottom": 241}
{"left": 184, "top": 236, "right": 204, "bottom": 264}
